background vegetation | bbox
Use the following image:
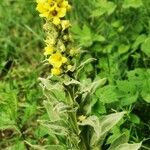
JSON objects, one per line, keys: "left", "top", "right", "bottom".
{"left": 69, "top": 0, "right": 150, "bottom": 149}
{"left": 0, "top": 0, "right": 51, "bottom": 149}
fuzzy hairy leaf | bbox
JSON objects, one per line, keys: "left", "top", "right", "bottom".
{"left": 78, "top": 112, "right": 125, "bottom": 148}
{"left": 112, "top": 143, "right": 141, "bottom": 150}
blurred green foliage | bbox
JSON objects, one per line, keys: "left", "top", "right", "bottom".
{"left": 69, "top": 0, "right": 150, "bottom": 148}
{"left": 0, "top": 0, "right": 53, "bottom": 149}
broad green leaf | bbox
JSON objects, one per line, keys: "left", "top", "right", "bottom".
{"left": 141, "top": 92, "right": 150, "bottom": 103}
{"left": 6, "top": 141, "right": 26, "bottom": 150}
{"left": 41, "top": 123, "right": 68, "bottom": 136}
{"left": 43, "top": 101, "right": 61, "bottom": 121}
{"left": 111, "top": 21, "right": 121, "bottom": 28}
{"left": 108, "top": 134, "right": 129, "bottom": 150}
{"left": 91, "top": 0, "right": 116, "bottom": 17}
{"left": 118, "top": 44, "right": 130, "bottom": 54}
{"left": 91, "top": 9, "right": 106, "bottom": 17}
{"left": 123, "top": 0, "right": 143, "bottom": 8}
{"left": 141, "top": 37, "right": 150, "bottom": 57}
{"left": 99, "top": 112, "right": 126, "bottom": 137}
{"left": 64, "top": 79, "right": 81, "bottom": 86}
{"left": 80, "top": 25, "right": 92, "bottom": 47}
{"left": 93, "top": 34, "right": 105, "bottom": 42}
{"left": 39, "top": 78, "right": 66, "bottom": 103}
{"left": 71, "top": 24, "right": 93, "bottom": 47}
{"left": 129, "top": 113, "right": 140, "bottom": 124}
{"left": 21, "top": 102, "right": 37, "bottom": 125}
{"left": 114, "top": 143, "right": 141, "bottom": 150}
{"left": 90, "top": 112, "right": 126, "bottom": 147}
{"left": 95, "top": 85, "right": 118, "bottom": 103}
{"left": 79, "top": 112, "right": 125, "bottom": 148}
{"left": 107, "top": 126, "right": 122, "bottom": 145}
{"left": 120, "top": 93, "right": 138, "bottom": 106}
{"left": 127, "top": 69, "right": 150, "bottom": 103}
{"left": 92, "top": 101, "right": 106, "bottom": 115}
{"left": 77, "top": 58, "right": 96, "bottom": 71}
{"left": 104, "top": 1, "right": 117, "bottom": 15}
{"left": 78, "top": 115, "right": 100, "bottom": 130}
{"left": 80, "top": 78, "right": 107, "bottom": 94}
{"left": 116, "top": 80, "right": 138, "bottom": 106}
{"left": 132, "top": 34, "right": 147, "bottom": 50}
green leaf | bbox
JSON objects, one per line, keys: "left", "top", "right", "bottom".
{"left": 43, "top": 101, "right": 61, "bottom": 122}
{"left": 71, "top": 24, "right": 93, "bottom": 47}
{"left": 92, "top": 101, "right": 106, "bottom": 115}
{"left": 141, "top": 37, "right": 150, "bottom": 57}
{"left": 114, "top": 143, "right": 141, "bottom": 150}
{"left": 132, "top": 34, "right": 147, "bottom": 50}
{"left": 95, "top": 85, "right": 118, "bottom": 104}
{"left": 79, "top": 112, "right": 125, "bottom": 148}
{"left": 77, "top": 58, "right": 96, "bottom": 72}
{"left": 91, "top": 0, "right": 116, "bottom": 17}
{"left": 108, "top": 134, "right": 129, "bottom": 150}
{"left": 93, "top": 34, "right": 105, "bottom": 42}
{"left": 129, "top": 113, "right": 140, "bottom": 124}
{"left": 39, "top": 78, "right": 66, "bottom": 103}
{"left": 6, "top": 141, "right": 26, "bottom": 150}
{"left": 118, "top": 44, "right": 130, "bottom": 54}
{"left": 123, "top": 0, "right": 143, "bottom": 8}
{"left": 80, "top": 78, "right": 107, "bottom": 94}
{"left": 127, "top": 69, "right": 150, "bottom": 103}
{"left": 104, "top": 1, "right": 117, "bottom": 15}
{"left": 141, "top": 92, "right": 150, "bottom": 103}
{"left": 116, "top": 80, "right": 138, "bottom": 106}
{"left": 80, "top": 25, "right": 93, "bottom": 47}
{"left": 90, "top": 112, "right": 126, "bottom": 147}
{"left": 120, "top": 93, "right": 138, "bottom": 106}
{"left": 41, "top": 122, "right": 68, "bottom": 136}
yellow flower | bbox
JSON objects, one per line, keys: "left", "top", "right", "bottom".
{"left": 49, "top": 52, "right": 67, "bottom": 67}
{"left": 36, "top": 0, "right": 70, "bottom": 25}
{"left": 44, "top": 46, "right": 54, "bottom": 55}
{"left": 36, "top": 0, "right": 50, "bottom": 18}
{"left": 51, "top": 67, "right": 61, "bottom": 75}
{"left": 50, "top": 7, "right": 67, "bottom": 25}
{"left": 57, "top": 0, "right": 71, "bottom": 10}
{"left": 61, "top": 20, "right": 71, "bottom": 30}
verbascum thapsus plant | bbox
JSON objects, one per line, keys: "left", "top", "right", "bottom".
{"left": 35, "top": 1, "right": 141, "bottom": 150}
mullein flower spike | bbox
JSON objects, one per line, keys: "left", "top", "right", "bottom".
{"left": 36, "top": 0, "right": 77, "bottom": 75}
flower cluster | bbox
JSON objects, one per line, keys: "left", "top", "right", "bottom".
{"left": 36, "top": 0, "right": 71, "bottom": 25}
{"left": 36, "top": 0, "right": 77, "bottom": 76}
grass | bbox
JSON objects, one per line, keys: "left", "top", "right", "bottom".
{"left": 0, "top": 0, "right": 50, "bottom": 149}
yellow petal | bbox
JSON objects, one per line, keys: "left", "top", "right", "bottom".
{"left": 44, "top": 46, "right": 54, "bottom": 55}
{"left": 53, "top": 17, "right": 61, "bottom": 25}
{"left": 57, "top": 8, "right": 66, "bottom": 17}
{"left": 51, "top": 67, "right": 61, "bottom": 75}
{"left": 49, "top": 52, "right": 63, "bottom": 67}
